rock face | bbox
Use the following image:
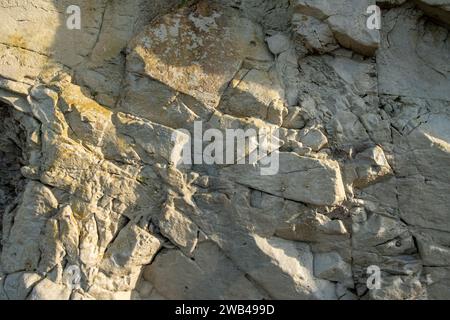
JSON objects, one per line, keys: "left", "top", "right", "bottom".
{"left": 292, "top": 0, "right": 380, "bottom": 55}
{"left": 0, "top": 0, "right": 449, "bottom": 300}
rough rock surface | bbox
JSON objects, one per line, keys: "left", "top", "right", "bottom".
{"left": 0, "top": 0, "right": 449, "bottom": 300}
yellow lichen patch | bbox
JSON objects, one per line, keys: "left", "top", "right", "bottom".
{"left": 60, "top": 83, "right": 113, "bottom": 119}
{"left": 7, "top": 34, "right": 27, "bottom": 49}
{"left": 70, "top": 203, "right": 93, "bottom": 221}
{"left": 114, "top": 135, "right": 134, "bottom": 154}
{"left": 59, "top": 83, "right": 115, "bottom": 148}
{"left": 3, "top": 34, "right": 29, "bottom": 67}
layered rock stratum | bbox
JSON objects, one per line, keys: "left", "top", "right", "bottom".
{"left": 0, "top": 0, "right": 449, "bottom": 300}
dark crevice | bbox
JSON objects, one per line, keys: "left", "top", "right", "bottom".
{"left": 0, "top": 102, "right": 26, "bottom": 253}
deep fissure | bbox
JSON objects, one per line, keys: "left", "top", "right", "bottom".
{"left": 0, "top": 102, "right": 25, "bottom": 252}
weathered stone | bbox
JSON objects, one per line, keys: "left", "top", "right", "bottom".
{"left": 415, "top": 0, "right": 450, "bottom": 26}
{"left": 221, "top": 152, "right": 346, "bottom": 206}
{"left": 345, "top": 146, "right": 393, "bottom": 188}
{"left": 118, "top": 74, "right": 202, "bottom": 130}
{"left": 159, "top": 200, "right": 199, "bottom": 255}
{"left": 266, "top": 33, "right": 291, "bottom": 55}
{"left": 217, "top": 69, "right": 287, "bottom": 125}
{"left": 283, "top": 106, "right": 306, "bottom": 129}
{"left": 378, "top": 4, "right": 450, "bottom": 100}
{"left": 0, "top": 0, "right": 449, "bottom": 301}
{"left": 127, "top": 2, "right": 271, "bottom": 108}
{"left": 300, "top": 128, "right": 328, "bottom": 151}
{"left": 292, "top": 13, "right": 339, "bottom": 55}
{"left": 29, "top": 278, "right": 72, "bottom": 300}
{"left": 100, "top": 223, "right": 162, "bottom": 275}
{"left": 292, "top": 0, "right": 380, "bottom": 56}
{"left": 3, "top": 272, "right": 42, "bottom": 300}
{"left": 276, "top": 212, "right": 349, "bottom": 243}
{"left": 314, "top": 252, "right": 353, "bottom": 288}
{"left": 143, "top": 242, "right": 266, "bottom": 299}
{"left": 250, "top": 236, "right": 337, "bottom": 299}
{"left": 0, "top": 274, "right": 6, "bottom": 300}
{"left": 1, "top": 182, "right": 58, "bottom": 273}
{"left": 416, "top": 234, "right": 450, "bottom": 267}
{"left": 369, "top": 275, "right": 426, "bottom": 300}
{"left": 425, "top": 267, "right": 450, "bottom": 299}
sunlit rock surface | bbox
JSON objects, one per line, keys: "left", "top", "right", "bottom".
{"left": 0, "top": 0, "right": 449, "bottom": 300}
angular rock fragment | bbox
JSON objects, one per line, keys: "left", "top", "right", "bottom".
{"left": 221, "top": 152, "right": 346, "bottom": 206}
{"left": 101, "top": 223, "right": 162, "bottom": 275}
{"left": 0, "top": 0, "right": 449, "bottom": 301}
{"left": 128, "top": 2, "right": 272, "bottom": 108}
{"left": 300, "top": 128, "right": 328, "bottom": 151}
{"left": 217, "top": 69, "right": 287, "bottom": 126}
{"left": 292, "top": 0, "right": 380, "bottom": 56}
{"left": 314, "top": 252, "right": 353, "bottom": 288}
{"left": 344, "top": 146, "right": 393, "bottom": 188}
{"left": 292, "top": 13, "right": 339, "bottom": 55}
{"left": 158, "top": 200, "right": 199, "bottom": 255}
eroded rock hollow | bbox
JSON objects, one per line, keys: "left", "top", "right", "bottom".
{"left": 0, "top": 0, "right": 449, "bottom": 300}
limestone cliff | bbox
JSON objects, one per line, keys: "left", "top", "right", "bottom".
{"left": 0, "top": 0, "right": 449, "bottom": 300}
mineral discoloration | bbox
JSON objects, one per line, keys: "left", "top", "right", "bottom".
{"left": 0, "top": 0, "right": 449, "bottom": 300}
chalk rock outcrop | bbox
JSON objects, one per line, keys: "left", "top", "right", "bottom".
{"left": 0, "top": 0, "right": 449, "bottom": 300}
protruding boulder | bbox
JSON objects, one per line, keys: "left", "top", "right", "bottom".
{"left": 127, "top": 2, "right": 272, "bottom": 108}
